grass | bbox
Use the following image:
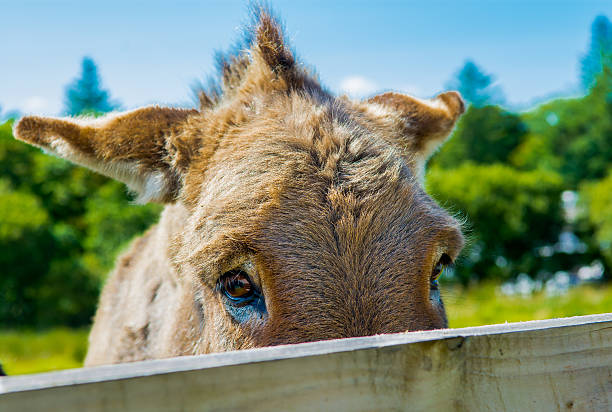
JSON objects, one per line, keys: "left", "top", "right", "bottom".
{"left": 0, "top": 328, "right": 89, "bottom": 375}
{"left": 2, "top": 282, "right": 612, "bottom": 375}
{"left": 444, "top": 282, "right": 612, "bottom": 328}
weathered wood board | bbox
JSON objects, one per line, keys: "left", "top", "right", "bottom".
{"left": 1, "top": 313, "right": 612, "bottom": 411}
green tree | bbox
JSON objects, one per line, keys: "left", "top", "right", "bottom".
{"left": 0, "top": 117, "right": 161, "bottom": 327}
{"left": 431, "top": 105, "right": 527, "bottom": 169}
{"left": 0, "top": 179, "right": 52, "bottom": 324}
{"left": 427, "top": 163, "right": 564, "bottom": 284}
{"left": 64, "top": 57, "right": 119, "bottom": 116}
{"left": 81, "top": 180, "right": 162, "bottom": 278}
{"left": 447, "top": 60, "right": 504, "bottom": 107}
{"left": 521, "top": 68, "right": 612, "bottom": 186}
{"left": 0, "top": 120, "right": 100, "bottom": 327}
{"left": 581, "top": 15, "right": 612, "bottom": 91}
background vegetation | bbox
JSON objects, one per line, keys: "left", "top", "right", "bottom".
{"left": 0, "top": 15, "right": 611, "bottom": 374}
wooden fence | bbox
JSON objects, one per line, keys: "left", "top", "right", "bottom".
{"left": 1, "top": 313, "right": 612, "bottom": 411}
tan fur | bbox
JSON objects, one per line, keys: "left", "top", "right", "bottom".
{"left": 13, "top": 9, "right": 465, "bottom": 365}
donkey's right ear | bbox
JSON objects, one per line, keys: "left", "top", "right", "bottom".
{"left": 14, "top": 106, "right": 198, "bottom": 203}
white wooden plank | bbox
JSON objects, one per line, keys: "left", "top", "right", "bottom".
{"left": 1, "top": 313, "right": 612, "bottom": 411}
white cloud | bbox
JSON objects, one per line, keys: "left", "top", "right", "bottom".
{"left": 22, "top": 96, "right": 50, "bottom": 114}
{"left": 339, "top": 76, "right": 378, "bottom": 98}
{"left": 338, "top": 77, "right": 427, "bottom": 99}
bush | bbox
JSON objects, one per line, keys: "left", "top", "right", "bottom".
{"left": 0, "top": 120, "right": 161, "bottom": 327}
{"left": 427, "top": 163, "right": 564, "bottom": 283}
{"left": 579, "top": 171, "right": 612, "bottom": 270}
{"left": 431, "top": 105, "right": 527, "bottom": 168}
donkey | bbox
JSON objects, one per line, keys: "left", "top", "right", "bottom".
{"left": 14, "top": 9, "right": 464, "bottom": 366}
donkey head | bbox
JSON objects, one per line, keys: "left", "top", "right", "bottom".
{"left": 14, "top": 10, "right": 464, "bottom": 351}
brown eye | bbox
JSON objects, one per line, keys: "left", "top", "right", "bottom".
{"left": 432, "top": 253, "right": 452, "bottom": 281}
{"left": 221, "top": 270, "right": 254, "bottom": 300}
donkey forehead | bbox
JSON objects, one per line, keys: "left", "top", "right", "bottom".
{"left": 253, "top": 184, "right": 462, "bottom": 275}
{"left": 182, "top": 101, "right": 462, "bottom": 282}
{"left": 196, "top": 96, "right": 409, "bottom": 198}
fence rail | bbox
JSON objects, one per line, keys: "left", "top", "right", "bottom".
{"left": 2, "top": 313, "right": 612, "bottom": 411}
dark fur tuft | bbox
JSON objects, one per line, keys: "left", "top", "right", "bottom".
{"left": 253, "top": 8, "right": 295, "bottom": 73}
{"left": 194, "top": 3, "right": 319, "bottom": 111}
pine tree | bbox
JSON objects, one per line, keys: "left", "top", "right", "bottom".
{"left": 447, "top": 60, "right": 504, "bottom": 107}
{"left": 581, "top": 15, "right": 612, "bottom": 92}
{"left": 64, "top": 57, "right": 119, "bottom": 116}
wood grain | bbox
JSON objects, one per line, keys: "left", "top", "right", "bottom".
{"left": 2, "top": 314, "right": 612, "bottom": 411}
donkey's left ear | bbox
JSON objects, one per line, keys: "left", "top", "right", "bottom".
{"left": 366, "top": 91, "right": 465, "bottom": 163}
{"left": 14, "top": 106, "right": 198, "bottom": 203}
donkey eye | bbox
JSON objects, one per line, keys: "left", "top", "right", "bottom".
{"left": 432, "top": 253, "right": 452, "bottom": 281}
{"left": 218, "top": 268, "right": 266, "bottom": 323}
{"left": 221, "top": 270, "right": 254, "bottom": 300}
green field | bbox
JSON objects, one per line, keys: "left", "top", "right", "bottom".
{"left": 0, "top": 328, "right": 89, "bottom": 375}
{"left": 444, "top": 282, "right": 612, "bottom": 328}
{"left": 2, "top": 283, "right": 612, "bottom": 375}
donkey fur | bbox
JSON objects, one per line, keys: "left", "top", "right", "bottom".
{"left": 14, "top": 8, "right": 465, "bottom": 365}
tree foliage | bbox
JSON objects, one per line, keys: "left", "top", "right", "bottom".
{"left": 428, "top": 48, "right": 612, "bottom": 284}
{"left": 431, "top": 105, "right": 526, "bottom": 168}
{"left": 64, "top": 57, "right": 119, "bottom": 116}
{"left": 520, "top": 67, "right": 612, "bottom": 186}
{"left": 446, "top": 60, "right": 504, "bottom": 107}
{"left": 0, "top": 57, "right": 161, "bottom": 328}
{"left": 0, "top": 117, "right": 160, "bottom": 327}
{"left": 581, "top": 15, "right": 612, "bottom": 91}
{"left": 427, "top": 163, "right": 564, "bottom": 283}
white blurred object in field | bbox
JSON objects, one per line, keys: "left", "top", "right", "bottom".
{"left": 499, "top": 260, "right": 604, "bottom": 297}
{"left": 500, "top": 273, "right": 542, "bottom": 297}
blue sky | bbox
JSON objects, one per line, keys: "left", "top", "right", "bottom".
{"left": 1, "top": 0, "right": 611, "bottom": 116}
